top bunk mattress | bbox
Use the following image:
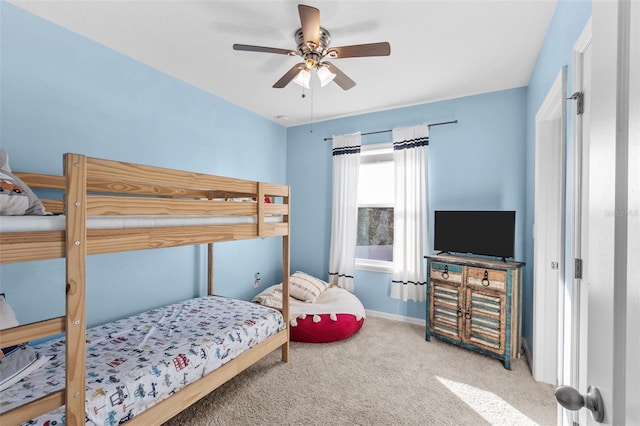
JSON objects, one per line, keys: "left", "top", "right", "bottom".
{"left": 0, "top": 214, "right": 284, "bottom": 233}
{"left": 1, "top": 296, "right": 285, "bottom": 425}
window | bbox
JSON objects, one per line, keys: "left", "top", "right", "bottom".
{"left": 356, "top": 143, "right": 394, "bottom": 272}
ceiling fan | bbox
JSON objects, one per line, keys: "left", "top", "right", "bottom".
{"left": 233, "top": 4, "right": 391, "bottom": 90}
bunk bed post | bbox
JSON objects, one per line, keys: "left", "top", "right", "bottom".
{"left": 281, "top": 187, "right": 290, "bottom": 362}
{"left": 64, "top": 153, "right": 87, "bottom": 426}
{"left": 207, "top": 192, "right": 215, "bottom": 296}
{"left": 207, "top": 244, "right": 214, "bottom": 295}
{"left": 257, "top": 182, "right": 265, "bottom": 237}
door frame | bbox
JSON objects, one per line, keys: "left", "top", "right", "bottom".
{"left": 563, "top": 18, "right": 592, "bottom": 426}
{"left": 625, "top": 1, "right": 640, "bottom": 419}
{"left": 625, "top": 0, "right": 640, "bottom": 419}
{"left": 532, "top": 67, "right": 566, "bottom": 385}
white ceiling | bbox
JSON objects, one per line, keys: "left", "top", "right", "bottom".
{"left": 11, "top": 0, "right": 557, "bottom": 127}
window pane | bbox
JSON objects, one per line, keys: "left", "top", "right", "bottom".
{"left": 358, "top": 161, "right": 394, "bottom": 205}
{"left": 356, "top": 207, "right": 394, "bottom": 261}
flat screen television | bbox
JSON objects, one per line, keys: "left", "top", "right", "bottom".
{"left": 434, "top": 210, "right": 516, "bottom": 259}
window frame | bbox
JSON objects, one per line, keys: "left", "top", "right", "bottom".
{"left": 355, "top": 142, "right": 394, "bottom": 273}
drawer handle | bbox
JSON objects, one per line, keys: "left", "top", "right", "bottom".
{"left": 441, "top": 265, "right": 449, "bottom": 280}
{"left": 465, "top": 308, "right": 472, "bottom": 319}
{"left": 482, "top": 270, "right": 490, "bottom": 286}
{"left": 457, "top": 305, "right": 463, "bottom": 318}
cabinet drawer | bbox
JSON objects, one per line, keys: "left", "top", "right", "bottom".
{"left": 466, "top": 267, "right": 507, "bottom": 292}
{"left": 430, "top": 262, "right": 463, "bottom": 285}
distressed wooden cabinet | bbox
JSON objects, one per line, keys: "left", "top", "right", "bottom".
{"left": 425, "top": 254, "right": 524, "bottom": 369}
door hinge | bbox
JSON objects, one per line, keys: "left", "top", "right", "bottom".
{"left": 575, "top": 258, "right": 583, "bottom": 279}
{"left": 568, "top": 91, "right": 584, "bottom": 115}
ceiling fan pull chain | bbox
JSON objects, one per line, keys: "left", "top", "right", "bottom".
{"left": 310, "top": 80, "right": 314, "bottom": 133}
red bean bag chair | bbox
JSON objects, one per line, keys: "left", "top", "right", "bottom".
{"left": 253, "top": 281, "right": 365, "bottom": 343}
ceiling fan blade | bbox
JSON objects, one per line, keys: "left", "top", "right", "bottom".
{"left": 233, "top": 44, "right": 296, "bottom": 55}
{"left": 323, "top": 62, "right": 356, "bottom": 90}
{"left": 328, "top": 42, "right": 391, "bottom": 59}
{"left": 273, "top": 63, "right": 305, "bottom": 88}
{"left": 298, "top": 4, "right": 320, "bottom": 47}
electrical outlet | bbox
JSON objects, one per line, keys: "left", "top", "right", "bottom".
{"left": 253, "top": 272, "right": 261, "bottom": 288}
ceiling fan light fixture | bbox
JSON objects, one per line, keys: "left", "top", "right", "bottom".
{"left": 293, "top": 69, "right": 311, "bottom": 89}
{"left": 317, "top": 65, "right": 336, "bottom": 87}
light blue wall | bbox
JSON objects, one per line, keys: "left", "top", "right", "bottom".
{"left": 0, "top": 3, "right": 287, "bottom": 327}
{"left": 287, "top": 87, "right": 527, "bottom": 320}
{"left": 523, "top": 0, "right": 591, "bottom": 352}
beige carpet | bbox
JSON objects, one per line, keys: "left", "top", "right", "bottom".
{"left": 163, "top": 316, "right": 557, "bottom": 426}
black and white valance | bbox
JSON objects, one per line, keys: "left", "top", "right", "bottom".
{"left": 393, "top": 135, "right": 429, "bottom": 151}
{"left": 332, "top": 145, "right": 361, "bottom": 156}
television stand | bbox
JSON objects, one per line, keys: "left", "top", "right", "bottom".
{"left": 424, "top": 253, "right": 524, "bottom": 369}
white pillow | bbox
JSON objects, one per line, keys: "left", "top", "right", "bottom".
{"left": 288, "top": 271, "right": 328, "bottom": 303}
{"left": 0, "top": 294, "right": 19, "bottom": 330}
{"left": 0, "top": 149, "right": 48, "bottom": 216}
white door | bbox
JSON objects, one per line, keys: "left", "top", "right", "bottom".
{"left": 558, "top": 1, "right": 639, "bottom": 424}
{"left": 533, "top": 68, "right": 566, "bottom": 385}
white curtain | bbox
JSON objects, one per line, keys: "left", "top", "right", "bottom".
{"left": 391, "top": 124, "right": 429, "bottom": 301}
{"left": 328, "top": 132, "right": 361, "bottom": 292}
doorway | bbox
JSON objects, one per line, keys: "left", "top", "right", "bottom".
{"left": 533, "top": 67, "right": 566, "bottom": 385}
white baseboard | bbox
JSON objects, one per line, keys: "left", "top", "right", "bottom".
{"left": 365, "top": 309, "right": 426, "bottom": 327}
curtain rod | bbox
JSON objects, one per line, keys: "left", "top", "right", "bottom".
{"left": 323, "top": 120, "right": 458, "bottom": 142}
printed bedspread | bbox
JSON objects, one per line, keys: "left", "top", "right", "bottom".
{"left": 0, "top": 296, "right": 285, "bottom": 425}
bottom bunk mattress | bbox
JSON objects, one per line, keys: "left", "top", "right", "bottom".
{"left": 1, "top": 296, "right": 285, "bottom": 425}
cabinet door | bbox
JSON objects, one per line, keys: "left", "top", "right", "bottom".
{"left": 464, "top": 287, "right": 506, "bottom": 355}
{"left": 430, "top": 281, "right": 463, "bottom": 341}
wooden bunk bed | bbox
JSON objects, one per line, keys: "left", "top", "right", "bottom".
{"left": 0, "top": 153, "right": 290, "bottom": 426}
